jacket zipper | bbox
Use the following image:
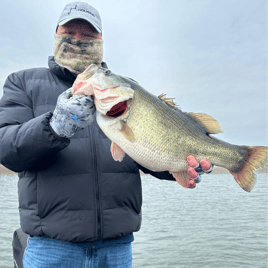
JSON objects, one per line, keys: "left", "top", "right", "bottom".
{"left": 91, "top": 122, "right": 102, "bottom": 241}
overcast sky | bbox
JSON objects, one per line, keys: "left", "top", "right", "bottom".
{"left": 0, "top": 0, "right": 267, "bottom": 146}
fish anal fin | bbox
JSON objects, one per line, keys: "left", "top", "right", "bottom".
{"left": 110, "top": 142, "right": 125, "bottom": 162}
{"left": 188, "top": 112, "right": 223, "bottom": 134}
{"left": 170, "top": 171, "right": 192, "bottom": 188}
{"left": 230, "top": 146, "right": 267, "bottom": 192}
{"left": 120, "top": 122, "right": 135, "bottom": 142}
{"left": 158, "top": 93, "right": 178, "bottom": 109}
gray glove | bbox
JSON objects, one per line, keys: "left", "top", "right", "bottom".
{"left": 50, "top": 88, "right": 95, "bottom": 138}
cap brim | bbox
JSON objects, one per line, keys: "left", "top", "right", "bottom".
{"left": 58, "top": 17, "right": 102, "bottom": 33}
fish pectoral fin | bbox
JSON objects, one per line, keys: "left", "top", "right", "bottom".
{"left": 110, "top": 142, "right": 125, "bottom": 162}
{"left": 170, "top": 171, "right": 192, "bottom": 188}
{"left": 120, "top": 122, "right": 135, "bottom": 142}
{"left": 188, "top": 112, "right": 223, "bottom": 134}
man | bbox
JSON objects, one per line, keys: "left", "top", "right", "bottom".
{"left": 0, "top": 2, "right": 212, "bottom": 267}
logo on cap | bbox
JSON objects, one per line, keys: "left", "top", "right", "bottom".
{"left": 68, "top": 4, "right": 96, "bottom": 17}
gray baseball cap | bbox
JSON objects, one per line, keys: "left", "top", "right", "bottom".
{"left": 57, "top": 2, "right": 102, "bottom": 33}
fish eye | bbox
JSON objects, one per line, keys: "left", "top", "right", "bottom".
{"left": 104, "top": 69, "right": 111, "bottom": 75}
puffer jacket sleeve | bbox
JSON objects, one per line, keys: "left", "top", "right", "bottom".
{"left": 0, "top": 72, "right": 70, "bottom": 172}
{"left": 138, "top": 164, "right": 176, "bottom": 181}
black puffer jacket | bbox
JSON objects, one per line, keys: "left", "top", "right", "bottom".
{"left": 0, "top": 57, "right": 175, "bottom": 243}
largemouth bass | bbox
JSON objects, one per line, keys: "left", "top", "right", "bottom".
{"left": 72, "top": 64, "right": 267, "bottom": 192}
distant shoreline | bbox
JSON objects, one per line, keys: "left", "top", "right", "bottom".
{"left": 209, "top": 166, "right": 267, "bottom": 174}
{"left": 0, "top": 165, "right": 267, "bottom": 177}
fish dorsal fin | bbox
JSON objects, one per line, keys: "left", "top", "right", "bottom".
{"left": 188, "top": 112, "right": 223, "bottom": 134}
{"left": 119, "top": 121, "right": 135, "bottom": 142}
{"left": 158, "top": 94, "right": 178, "bottom": 109}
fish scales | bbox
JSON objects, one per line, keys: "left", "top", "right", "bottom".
{"left": 72, "top": 64, "right": 267, "bottom": 192}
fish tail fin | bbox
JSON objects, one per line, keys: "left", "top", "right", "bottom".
{"left": 230, "top": 146, "right": 267, "bottom": 192}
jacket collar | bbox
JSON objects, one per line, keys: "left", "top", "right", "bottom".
{"left": 48, "top": 56, "right": 77, "bottom": 85}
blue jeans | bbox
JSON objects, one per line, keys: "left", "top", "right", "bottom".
{"left": 23, "top": 236, "right": 132, "bottom": 268}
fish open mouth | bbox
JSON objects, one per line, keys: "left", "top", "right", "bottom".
{"left": 106, "top": 101, "right": 128, "bottom": 118}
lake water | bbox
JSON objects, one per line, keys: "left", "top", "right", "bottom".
{"left": 0, "top": 173, "right": 267, "bottom": 268}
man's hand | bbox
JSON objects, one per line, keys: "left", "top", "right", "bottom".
{"left": 50, "top": 88, "right": 95, "bottom": 138}
{"left": 186, "top": 155, "right": 213, "bottom": 188}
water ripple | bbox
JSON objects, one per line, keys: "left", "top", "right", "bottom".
{"left": 133, "top": 173, "right": 267, "bottom": 268}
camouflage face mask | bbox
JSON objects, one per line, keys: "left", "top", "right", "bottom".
{"left": 53, "top": 33, "right": 103, "bottom": 74}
